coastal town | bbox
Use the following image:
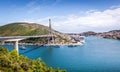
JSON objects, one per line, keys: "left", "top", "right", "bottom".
{"left": 79, "top": 30, "right": 120, "bottom": 40}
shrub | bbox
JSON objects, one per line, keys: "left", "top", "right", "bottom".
{"left": 0, "top": 47, "right": 66, "bottom": 72}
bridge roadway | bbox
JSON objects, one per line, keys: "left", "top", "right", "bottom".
{"left": 0, "top": 35, "right": 55, "bottom": 53}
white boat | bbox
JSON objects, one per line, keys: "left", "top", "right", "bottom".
{"left": 80, "top": 36, "right": 85, "bottom": 44}
{"left": 81, "top": 40, "right": 85, "bottom": 44}
{"left": 20, "top": 45, "right": 26, "bottom": 50}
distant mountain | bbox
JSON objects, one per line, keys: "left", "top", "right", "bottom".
{"left": 79, "top": 30, "right": 120, "bottom": 40}
{"left": 96, "top": 30, "right": 120, "bottom": 40}
{"left": 0, "top": 22, "right": 51, "bottom": 36}
{"left": 79, "top": 31, "right": 97, "bottom": 36}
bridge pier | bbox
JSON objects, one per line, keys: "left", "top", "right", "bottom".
{"left": 1, "top": 41, "right": 5, "bottom": 45}
{"left": 13, "top": 41, "right": 19, "bottom": 52}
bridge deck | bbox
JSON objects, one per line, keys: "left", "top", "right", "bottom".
{"left": 0, "top": 35, "right": 55, "bottom": 41}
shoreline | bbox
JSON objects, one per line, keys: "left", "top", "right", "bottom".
{"left": 0, "top": 42, "right": 84, "bottom": 46}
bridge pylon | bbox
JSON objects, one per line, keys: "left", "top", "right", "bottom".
{"left": 14, "top": 41, "right": 19, "bottom": 52}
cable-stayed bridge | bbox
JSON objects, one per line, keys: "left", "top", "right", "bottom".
{"left": 0, "top": 19, "right": 54, "bottom": 53}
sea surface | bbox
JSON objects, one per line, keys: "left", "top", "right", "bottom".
{"left": 2, "top": 37, "right": 120, "bottom": 72}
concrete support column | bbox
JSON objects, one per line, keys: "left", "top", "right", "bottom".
{"left": 1, "top": 41, "right": 5, "bottom": 45}
{"left": 14, "top": 41, "right": 18, "bottom": 52}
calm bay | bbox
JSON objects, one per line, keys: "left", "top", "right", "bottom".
{"left": 2, "top": 37, "right": 120, "bottom": 72}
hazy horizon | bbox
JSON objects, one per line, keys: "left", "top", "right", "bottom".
{"left": 0, "top": 0, "right": 120, "bottom": 33}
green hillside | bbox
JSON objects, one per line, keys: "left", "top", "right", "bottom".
{"left": 0, "top": 22, "right": 50, "bottom": 36}
{"left": 0, "top": 22, "right": 71, "bottom": 44}
{"left": 0, "top": 47, "right": 66, "bottom": 72}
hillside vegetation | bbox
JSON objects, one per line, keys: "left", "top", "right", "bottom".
{"left": 0, "top": 22, "right": 71, "bottom": 44}
{"left": 0, "top": 47, "right": 66, "bottom": 72}
{"left": 0, "top": 22, "right": 49, "bottom": 36}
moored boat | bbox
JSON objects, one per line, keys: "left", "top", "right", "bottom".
{"left": 20, "top": 45, "right": 26, "bottom": 50}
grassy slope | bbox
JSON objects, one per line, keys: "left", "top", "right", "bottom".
{"left": 0, "top": 22, "right": 70, "bottom": 43}
{"left": 0, "top": 22, "right": 49, "bottom": 36}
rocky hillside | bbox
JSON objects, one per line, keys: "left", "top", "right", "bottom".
{"left": 79, "top": 30, "right": 120, "bottom": 40}
{"left": 79, "top": 31, "right": 96, "bottom": 36}
{"left": 96, "top": 30, "right": 120, "bottom": 40}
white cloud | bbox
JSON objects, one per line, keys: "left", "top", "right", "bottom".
{"left": 23, "top": 16, "right": 58, "bottom": 26}
{"left": 24, "top": 6, "right": 120, "bottom": 33}
{"left": 26, "top": 0, "right": 61, "bottom": 14}
{"left": 26, "top": 0, "right": 38, "bottom": 8}
{"left": 56, "top": 7, "right": 120, "bottom": 33}
{"left": 64, "top": 7, "right": 120, "bottom": 27}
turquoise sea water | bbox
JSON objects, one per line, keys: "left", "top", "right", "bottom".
{"left": 2, "top": 37, "right": 120, "bottom": 72}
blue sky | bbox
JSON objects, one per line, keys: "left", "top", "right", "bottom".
{"left": 0, "top": 0, "right": 120, "bottom": 33}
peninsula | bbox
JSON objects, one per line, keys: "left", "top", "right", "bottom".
{"left": 79, "top": 30, "right": 120, "bottom": 40}
{"left": 0, "top": 22, "right": 84, "bottom": 46}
